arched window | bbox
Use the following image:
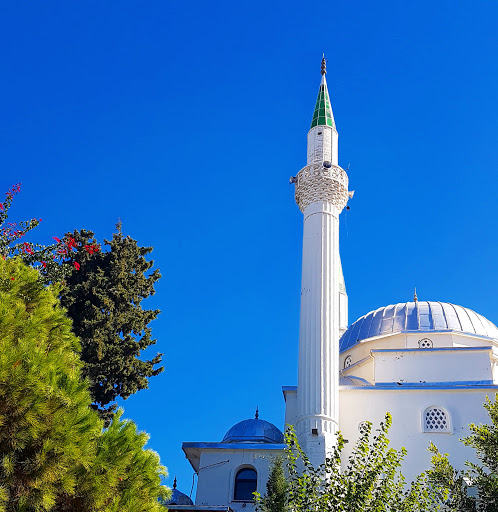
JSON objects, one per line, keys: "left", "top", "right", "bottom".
{"left": 418, "top": 338, "right": 433, "bottom": 349}
{"left": 234, "top": 467, "right": 257, "bottom": 501}
{"left": 423, "top": 406, "right": 450, "bottom": 433}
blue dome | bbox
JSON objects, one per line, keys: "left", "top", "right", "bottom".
{"left": 165, "top": 489, "right": 193, "bottom": 506}
{"left": 222, "top": 418, "right": 284, "bottom": 444}
{"left": 340, "top": 301, "right": 498, "bottom": 352}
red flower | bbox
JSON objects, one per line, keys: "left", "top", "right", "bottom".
{"left": 0, "top": 204, "right": 3, "bottom": 211}
{"left": 23, "top": 243, "right": 33, "bottom": 255}
{"left": 42, "top": 261, "right": 47, "bottom": 268}
{"left": 73, "top": 262, "right": 80, "bottom": 270}
{"left": 10, "top": 277, "right": 14, "bottom": 281}
{"left": 53, "top": 237, "right": 61, "bottom": 243}
{"left": 84, "top": 244, "right": 99, "bottom": 254}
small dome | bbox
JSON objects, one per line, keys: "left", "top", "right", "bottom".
{"left": 165, "top": 488, "right": 193, "bottom": 505}
{"left": 340, "top": 301, "right": 498, "bottom": 352}
{"left": 222, "top": 418, "right": 284, "bottom": 444}
{"left": 163, "top": 477, "right": 194, "bottom": 506}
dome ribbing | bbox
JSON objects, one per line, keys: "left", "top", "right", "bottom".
{"left": 340, "top": 301, "right": 498, "bottom": 352}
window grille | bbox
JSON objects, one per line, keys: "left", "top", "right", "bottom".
{"left": 418, "top": 338, "right": 433, "bottom": 349}
{"left": 344, "top": 355, "right": 353, "bottom": 368}
{"left": 424, "top": 407, "right": 450, "bottom": 432}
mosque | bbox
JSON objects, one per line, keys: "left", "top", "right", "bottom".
{"left": 166, "top": 58, "right": 498, "bottom": 510}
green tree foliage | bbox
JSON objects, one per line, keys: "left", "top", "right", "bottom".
{"left": 0, "top": 258, "right": 168, "bottom": 511}
{"left": 267, "top": 414, "right": 443, "bottom": 512}
{"left": 0, "top": 185, "right": 163, "bottom": 417}
{"left": 255, "top": 456, "right": 288, "bottom": 512}
{"left": 0, "top": 257, "right": 100, "bottom": 511}
{"left": 58, "top": 225, "right": 163, "bottom": 421}
{"left": 427, "top": 395, "right": 498, "bottom": 511}
{"left": 56, "top": 410, "right": 168, "bottom": 512}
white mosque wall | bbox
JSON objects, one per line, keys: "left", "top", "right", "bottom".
{"left": 341, "top": 332, "right": 497, "bottom": 384}
{"left": 339, "top": 387, "right": 498, "bottom": 482}
{"left": 339, "top": 290, "right": 348, "bottom": 334}
{"left": 194, "top": 447, "right": 282, "bottom": 511}
{"left": 493, "top": 361, "right": 498, "bottom": 382}
{"left": 372, "top": 347, "right": 493, "bottom": 384}
{"left": 341, "top": 355, "right": 374, "bottom": 384}
{"left": 283, "top": 388, "right": 297, "bottom": 429}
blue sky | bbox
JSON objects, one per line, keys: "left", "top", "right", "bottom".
{"left": 1, "top": 0, "right": 498, "bottom": 497}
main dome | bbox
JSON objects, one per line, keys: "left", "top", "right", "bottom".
{"left": 340, "top": 301, "right": 498, "bottom": 352}
{"left": 222, "top": 418, "right": 284, "bottom": 444}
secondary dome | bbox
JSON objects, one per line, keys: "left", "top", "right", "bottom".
{"left": 340, "top": 301, "right": 498, "bottom": 352}
{"left": 163, "top": 477, "right": 194, "bottom": 506}
{"left": 165, "top": 489, "right": 193, "bottom": 506}
{"left": 222, "top": 418, "right": 284, "bottom": 444}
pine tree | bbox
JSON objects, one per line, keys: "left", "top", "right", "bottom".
{"left": 0, "top": 257, "right": 169, "bottom": 511}
{"left": 58, "top": 225, "right": 163, "bottom": 421}
{"left": 256, "top": 457, "right": 288, "bottom": 512}
{"left": 0, "top": 257, "right": 101, "bottom": 511}
{"left": 56, "top": 410, "right": 169, "bottom": 512}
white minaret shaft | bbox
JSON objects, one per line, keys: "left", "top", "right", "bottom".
{"left": 292, "top": 57, "right": 351, "bottom": 467}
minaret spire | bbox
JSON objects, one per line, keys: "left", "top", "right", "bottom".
{"left": 321, "top": 54, "right": 327, "bottom": 75}
{"left": 291, "top": 57, "right": 352, "bottom": 467}
{"left": 311, "top": 73, "right": 335, "bottom": 130}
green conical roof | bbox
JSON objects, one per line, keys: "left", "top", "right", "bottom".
{"left": 310, "top": 75, "right": 335, "bottom": 129}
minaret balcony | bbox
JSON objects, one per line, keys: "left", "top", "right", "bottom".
{"left": 294, "top": 163, "right": 349, "bottom": 213}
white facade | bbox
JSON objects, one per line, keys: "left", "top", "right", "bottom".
{"left": 182, "top": 444, "right": 282, "bottom": 511}
{"left": 171, "top": 60, "right": 498, "bottom": 510}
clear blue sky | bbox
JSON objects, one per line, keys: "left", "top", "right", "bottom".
{"left": 1, "top": 0, "right": 497, "bottom": 497}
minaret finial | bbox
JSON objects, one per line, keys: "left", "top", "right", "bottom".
{"left": 321, "top": 54, "right": 327, "bottom": 75}
{"left": 255, "top": 406, "right": 259, "bottom": 419}
{"left": 414, "top": 287, "right": 418, "bottom": 303}
{"left": 173, "top": 476, "right": 177, "bottom": 489}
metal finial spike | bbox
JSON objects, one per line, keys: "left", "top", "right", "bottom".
{"left": 255, "top": 406, "right": 259, "bottom": 419}
{"left": 173, "top": 476, "right": 177, "bottom": 489}
{"left": 414, "top": 288, "right": 418, "bottom": 303}
{"left": 321, "top": 55, "right": 327, "bottom": 75}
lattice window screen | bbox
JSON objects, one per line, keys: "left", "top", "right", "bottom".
{"left": 424, "top": 407, "right": 450, "bottom": 432}
{"left": 419, "top": 338, "right": 433, "bottom": 349}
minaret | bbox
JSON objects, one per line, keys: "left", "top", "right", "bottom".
{"left": 292, "top": 56, "right": 351, "bottom": 467}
